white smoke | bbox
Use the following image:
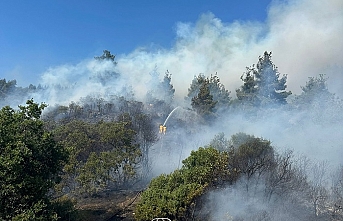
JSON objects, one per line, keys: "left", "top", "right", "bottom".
{"left": 107, "top": 0, "right": 342, "bottom": 99}
{"left": 35, "top": 0, "right": 343, "bottom": 104}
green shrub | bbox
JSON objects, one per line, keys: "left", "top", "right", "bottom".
{"left": 135, "top": 147, "right": 229, "bottom": 221}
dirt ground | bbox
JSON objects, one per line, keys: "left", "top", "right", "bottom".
{"left": 76, "top": 190, "right": 142, "bottom": 221}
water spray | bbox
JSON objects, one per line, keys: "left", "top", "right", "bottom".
{"left": 158, "top": 107, "right": 181, "bottom": 157}
{"left": 159, "top": 106, "right": 180, "bottom": 135}
{"left": 163, "top": 106, "right": 180, "bottom": 127}
{"left": 157, "top": 107, "right": 186, "bottom": 170}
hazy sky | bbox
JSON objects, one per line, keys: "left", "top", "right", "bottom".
{"left": 0, "top": 0, "right": 271, "bottom": 85}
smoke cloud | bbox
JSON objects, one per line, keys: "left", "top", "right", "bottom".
{"left": 109, "top": 0, "right": 342, "bottom": 99}
{"left": 34, "top": 0, "right": 342, "bottom": 104}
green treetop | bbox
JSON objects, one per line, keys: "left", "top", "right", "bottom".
{"left": 236, "top": 51, "right": 291, "bottom": 106}
{"left": 191, "top": 80, "right": 217, "bottom": 122}
{"left": 187, "top": 73, "right": 231, "bottom": 110}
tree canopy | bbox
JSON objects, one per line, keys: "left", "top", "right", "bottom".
{"left": 134, "top": 147, "right": 229, "bottom": 221}
{"left": 94, "top": 50, "right": 116, "bottom": 63}
{"left": 236, "top": 51, "right": 291, "bottom": 106}
{"left": 295, "top": 74, "right": 335, "bottom": 106}
{"left": 191, "top": 79, "right": 217, "bottom": 122}
{"left": 0, "top": 99, "right": 68, "bottom": 220}
{"left": 187, "top": 73, "right": 231, "bottom": 111}
{"left": 54, "top": 119, "right": 142, "bottom": 196}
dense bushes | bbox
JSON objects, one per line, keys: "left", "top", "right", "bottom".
{"left": 0, "top": 100, "right": 70, "bottom": 220}
{"left": 134, "top": 135, "right": 278, "bottom": 221}
{"left": 135, "top": 147, "right": 232, "bottom": 220}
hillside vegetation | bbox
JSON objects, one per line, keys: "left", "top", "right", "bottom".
{"left": 1, "top": 51, "right": 343, "bottom": 220}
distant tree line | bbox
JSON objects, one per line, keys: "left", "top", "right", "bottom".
{"left": 1, "top": 50, "right": 341, "bottom": 126}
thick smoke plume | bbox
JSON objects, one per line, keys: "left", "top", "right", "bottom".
{"left": 33, "top": 0, "right": 342, "bottom": 105}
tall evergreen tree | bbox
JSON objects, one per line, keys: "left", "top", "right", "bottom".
{"left": 236, "top": 52, "right": 291, "bottom": 106}
{"left": 158, "top": 71, "right": 175, "bottom": 104}
{"left": 208, "top": 73, "right": 231, "bottom": 110}
{"left": 187, "top": 74, "right": 207, "bottom": 101}
{"left": 297, "top": 74, "right": 334, "bottom": 104}
{"left": 187, "top": 73, "right": 230, "bottom": 110}
{"left": 236, "top": 71, "right": 258, "bottom": 105}
{"left": 191, "top": 80, "right": 217, "bottom": 121}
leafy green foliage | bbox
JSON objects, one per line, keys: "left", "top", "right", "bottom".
{"left": 10, "top": 200, "right": 58, "bottom": 221}
{"left": 230, "top": 136, "right": 274, "bottom": 180}
{"left": 135, "top": 133, "right": 283, "bottom": 220}
{"left": 135, "top": 147, "right": 230, "bottom": 220}
{"left": 230, "top": 132, "right": 256, "bottom": 148}
{"left": 211, "top": 133, "right": 276, "bottom": 183}
{"left": 51, "top": 196, "right": 79, "bottom": 221}
{"left": 0, "top": 99, "right": 68, "bottom": 220}
{"left": 54, "top": 119, "right": 141, "bottom": 195}
{"left": 135, "top": 171, "right": 204, "bottom": 221}
{"left": 207, "top": 132, "right": 231, "bottom": 152}
{"left": 181, "top": 147, "right": 230, "bottom": 186}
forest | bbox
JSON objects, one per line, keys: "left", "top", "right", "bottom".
{"left": 1, "top": 50, "right": 343, "bottom": 221}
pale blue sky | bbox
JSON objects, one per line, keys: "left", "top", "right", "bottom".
{"left": 0, "top": 0, "right": 272, "bottom": 86}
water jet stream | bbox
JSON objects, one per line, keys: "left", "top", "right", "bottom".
{"left": 163, "top": 106, "right": 180, "bottom": 126}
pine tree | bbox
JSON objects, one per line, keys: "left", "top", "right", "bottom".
{"left": 298, "top": 74, "right": 333, "bottom": 103}
{"left": 187, "top": 73, "right": 230, "bottom": 111}
{"left": 208, "top": 73, "right": 231, "bottom": 110}
{"left": 158, "top": 71, "right": 175, "bottom": 104}
{"left": 236, "top": 52, "right": 291, "bottom": 106}
{"left": 191, "top": 80, "right": 217, "bottom": 121}
{"left": 236, "top": 70, "right": 258, "bottom": 105}
{"left": 187, "top": 74, "right": 207, "bottom": 100}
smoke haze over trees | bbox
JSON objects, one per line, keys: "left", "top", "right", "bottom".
{"left": 1, "top": 0, "right": 343, "bottom": 219}
{"left": 1, "top": 47, "right": 342, "bottom": 220}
